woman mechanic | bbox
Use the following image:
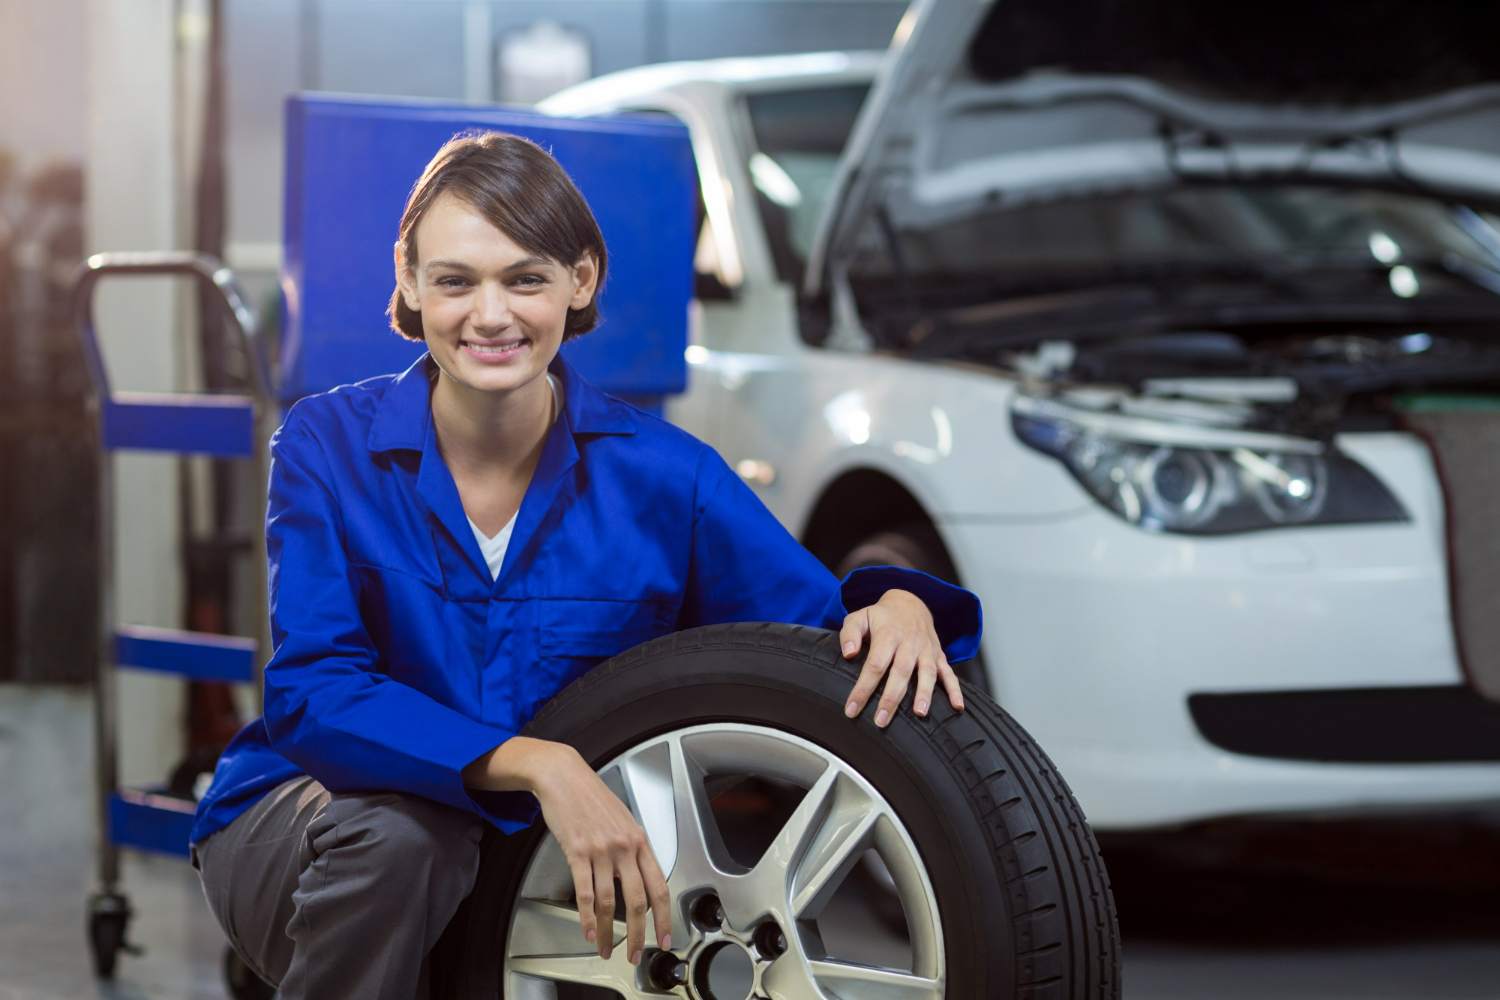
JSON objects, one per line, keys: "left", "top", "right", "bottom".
{"left": 191, "top": 131, "right": 981, "bottom": 1000}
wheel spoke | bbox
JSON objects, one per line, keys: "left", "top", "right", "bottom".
{"left": 783, "top": 775, "right": 881, "bottom": 919}
{"left": 509, "top": 898, "right": 623, "bottom": 957}
{"left": 507, "top": 952, "right": 636, "bottom": 994}
{"left": 665, "top": 733, "right": 726, "bottom": 888}
{"left": 754, "top": 765, "right": 838, "bottom": 881}
{"left": 809, "top": 960, "right": 943, "bottom": 1000}
{"left": 730, "top": 762, "right": 836, "bottom": 925}
{"left": 507, "top": 900, "right": 636, "bottom": 994}
{"left": 611, "top": 739, "right": 679, "bottom": 877}
{"left": 758, "top": 954, "right": 828, "bottom": 1000}
{"left": 517, "top": 831, "right": 580, "bottom": 902}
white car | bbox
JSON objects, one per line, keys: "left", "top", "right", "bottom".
{"left": 543, "top": 0, "right": 1500, "bottom": 830}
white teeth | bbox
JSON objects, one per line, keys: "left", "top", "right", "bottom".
{"left": 467, "top": 341, "right": 523, "bottom": 353}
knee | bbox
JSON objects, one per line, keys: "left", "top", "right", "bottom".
{"left": 322, "top": 792, "right": 484, "bottom": 876}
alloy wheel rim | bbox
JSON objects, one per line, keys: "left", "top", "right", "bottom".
{"left": 503, "top": 722, "right": 946, "bottom": 999}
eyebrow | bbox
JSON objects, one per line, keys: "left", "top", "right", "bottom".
{"left": 423, "top": 256, "right": 553, "bottom": 273}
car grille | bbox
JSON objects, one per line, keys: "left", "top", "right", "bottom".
{"left": 1404, "top": 407, "right": 1500, "bottom": 703}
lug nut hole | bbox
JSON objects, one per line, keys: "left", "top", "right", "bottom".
{"left": 691, "top": 893, "right": 725, "bottom": 930}
{"left": 647, "top": 949, "right": 687, "bottom": 989}
{"left": 752, "top": 921, "right": 787, "bottom": 958}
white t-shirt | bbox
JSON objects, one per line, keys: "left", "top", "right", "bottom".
{"left": 470, "top": 510, "right": 518, "bottom": 583}
{"left": 467, "top": 374, "right": 564, "bottom": 582}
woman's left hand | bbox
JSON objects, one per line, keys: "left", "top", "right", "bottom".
{"left": 840, "top": 588, "right": 965, "bottom": 727}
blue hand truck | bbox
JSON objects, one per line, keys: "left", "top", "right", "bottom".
{"left": 73, "top": 251, "right": 274, "bottom": 980}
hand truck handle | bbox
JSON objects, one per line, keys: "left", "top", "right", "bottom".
{"left": 72, "top": 251, "right": 275, "bottom": 406}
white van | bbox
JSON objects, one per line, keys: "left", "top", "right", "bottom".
{"left": 543, "top": 0, "right": 1500, "bottom": 830}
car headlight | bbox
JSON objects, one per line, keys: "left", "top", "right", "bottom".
{"left": 1011, "top": 394, "right": 1408, "bottom": 534}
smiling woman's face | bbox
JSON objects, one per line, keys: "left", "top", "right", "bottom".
{"left": 396, "top": 190, "right": 598, "bottom": 396}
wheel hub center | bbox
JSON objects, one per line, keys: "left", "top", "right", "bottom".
{"left": 692, "top": 940, "right": 756, "bottom": 1000}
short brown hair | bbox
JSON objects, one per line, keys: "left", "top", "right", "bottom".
{"left": 388, "top": 131, "right": 608, "bottom": 342}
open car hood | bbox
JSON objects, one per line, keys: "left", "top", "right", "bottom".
{"left": 809, "top": 0, "right": 1500, "bottom": 293}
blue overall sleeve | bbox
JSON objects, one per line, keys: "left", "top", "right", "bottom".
{"left": 261, "top": 416, "right": 520, "bottom": 825}
{"left": 682, "top": 448, "right": 982, "bottom": 660}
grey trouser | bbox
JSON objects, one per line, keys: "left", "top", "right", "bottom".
{"left": 195, "top": 776, "right": 484, "bottom": 1000}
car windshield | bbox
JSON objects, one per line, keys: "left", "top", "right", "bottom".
{"left": 846, "top": 184, "right": 1500, "bottom": 351}
{"left": 744, "top": 83, "right": 869, "bottom": 284}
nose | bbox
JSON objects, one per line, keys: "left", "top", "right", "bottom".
{"left": 471, "top": 280, "right": 513, "bottom": 335}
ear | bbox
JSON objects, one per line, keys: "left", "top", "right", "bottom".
{"left": 569, "top": 252, "right": 599, "bottom": 310}
{"left": 394, "top": 242, "right": 421, "bottom": 311}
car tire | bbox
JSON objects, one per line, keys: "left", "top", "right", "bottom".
{"left": 836, "top": 523, "right": 991, "bottom": 695}
{"left": 439, "top": 622, "right": 1119, "bottom": 1000}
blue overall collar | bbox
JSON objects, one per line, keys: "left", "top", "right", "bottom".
{"left": 365, "top": 350, "right": 637, "bottom": 589}
{"left": 366, "top": 350, "right": 636, "bottom": 454}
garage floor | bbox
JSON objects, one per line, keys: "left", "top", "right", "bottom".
{"left": 4, "top": 686, "right": 1500, "bottom": 1000}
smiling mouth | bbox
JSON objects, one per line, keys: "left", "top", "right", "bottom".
{"left": 461, "top": 338, "right": 528, "bottom": 360}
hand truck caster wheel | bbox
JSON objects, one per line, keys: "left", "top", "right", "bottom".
{"left": 87, "top": 892, "right": 136, "bottom": 978}
{"left": 224, "top": 945, "right": 277, "bottom": 1000}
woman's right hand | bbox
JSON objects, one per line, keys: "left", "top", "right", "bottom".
{"left": 463, "top": 737, "right": 672, "bottom": 965}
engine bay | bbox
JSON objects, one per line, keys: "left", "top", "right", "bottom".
{"left": 1002, "top": 324, "right": 1500, "bottom": 439}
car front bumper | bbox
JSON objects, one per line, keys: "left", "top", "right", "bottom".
{"left": 943, "top": 432, "right": 1500, "bottom": 827}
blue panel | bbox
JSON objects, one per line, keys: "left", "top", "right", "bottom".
{"left": 109, "top": 790, "right": 195, "bottom": 858}
{"left": 104, "top": 394, "right": 256, "bottom": 457}
{"left": 114, "top": 625, "right": 257, "bottom": 683}
{"left": 281, "top": 94, "right": 697, "bottom": 403}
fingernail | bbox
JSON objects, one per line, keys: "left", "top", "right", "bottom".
{"left": 916, "top": 700, "right": 928, "bottom": 715}
{"left": 845, "top": 700, "right": 859, "bottom": 718}
{"left": 875, "top": 709, "right": 889, "bottom": 727}
{"left": 631, "top": 950, "right": 642, "bottom": 966}
{"left": 843, "top": 641, "right": 857, "bottom": 656}
{"left": 661, "top": 934, "right": 672, "bottom": 950}
{"left": 586, "top": 929, "right": 596, "bottom": 943}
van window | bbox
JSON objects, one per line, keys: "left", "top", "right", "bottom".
{"left": 744, "top": 84, "right": 870, "bottom": 284}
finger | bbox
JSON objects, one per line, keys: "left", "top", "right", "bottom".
{"left": 571, "top": 857, "right": 598, "bottom": 947}
{"left": 939, "top": 656, "right": 965, "bottom": 710}
{"left": 845, "top": 628, "right": 896, "bottom": 719}
{"left": 616, "top": 854, "right": 649, "bottom": 966}
{"left": 593, "top": 858, "right": 616, "bottom": 958}
{"left": 844, "top": 611, "right": 896, "bottom": 717}
{"left": 839, "top": 607, "right": 871, "bottom": 660}
{"left": 874, "top": 642, "right": 919, "bottom": 728}
{"left": 639, "top": 844, "right": 673, "bottom": 951}
{"left": 912, "top": 649, "right": 938, "bottom": 717}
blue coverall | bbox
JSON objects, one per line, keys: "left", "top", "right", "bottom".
{"left": 193, "top": 353, "right": 982, "bottom": 845}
